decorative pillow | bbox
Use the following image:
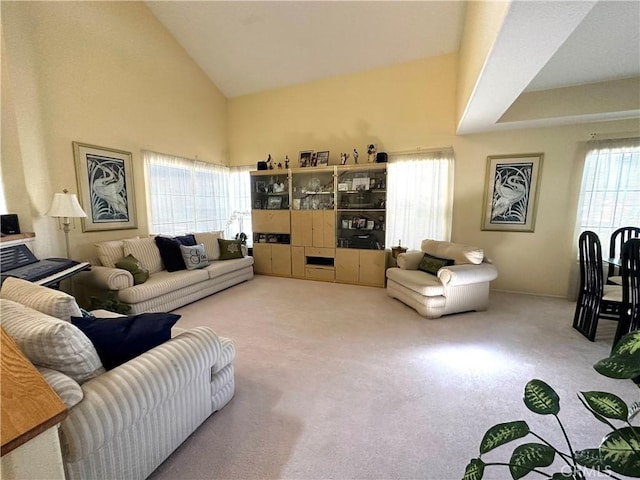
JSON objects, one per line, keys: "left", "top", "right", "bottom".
{"left": 180, "top": 243, "right": 209, "bottom": 270}
{"left": 417, "top": 253, "right": 455, "bottom": 275}
{"left": 123, "top": 237, "right": 163, "bottom": 274}
{"left": 1, "top": 299, "right": 105, "bottom": 383}
{"left": 115, "top": 254, "right": 150, "bottom": 284}
{"left": 71, "top": 313, "right": 181, "bottom": 370}
{"left": 0, "top": 277, "right": 82, "bottom": 321}
{"left": 36, "top": 366, "right": 84, "bottom": 409}
{"left": 218, "top": 239, "right": 244, "bottom": 260}
{"left": 194, "top": 231, "right": 224, "bottom": 260}
{"left": 154, "top": 235, "right": 197, "bottom": 272}
{"left": 95, "top": 236, "right": 139, "bottom": 268}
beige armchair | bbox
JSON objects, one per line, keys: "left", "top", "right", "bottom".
{"left": 386, "top": 239, "right": 498, "bottom": 318}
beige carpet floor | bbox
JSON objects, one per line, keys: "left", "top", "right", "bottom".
{"left": 148, "top": 275, "right": 638, "bottom": 480}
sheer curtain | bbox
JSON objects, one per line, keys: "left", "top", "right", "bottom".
{"left": 144, "top": 150, "right": 232, "bottom": 236}
{"left": 386, "top": 148, "right": 455, "bottom": 250}
{"left": 226, "top": 165, "right": 253, "bottom": 243}
{"left": 576, "top": 137, "right": 640, "bottom": 254}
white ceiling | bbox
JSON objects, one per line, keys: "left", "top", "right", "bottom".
{"left": 146, "top": 0, "right": 640, "bottom": 133}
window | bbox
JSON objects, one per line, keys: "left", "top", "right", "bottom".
{"left": 385, "top": 149, "right": 455, "bottom": 250}
{"left": 143, "top": 151, "right": 252, "bottom": 240}
{"left": 576, "top": 137, "right": 640, "bottom": 255}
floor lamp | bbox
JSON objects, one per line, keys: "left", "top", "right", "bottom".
{"left": 46, "top": 189, "right": 87, "bottom": 259}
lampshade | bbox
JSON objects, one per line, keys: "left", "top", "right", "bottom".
{"left": 46, "top": 191, "right": 87, "bottom": 218}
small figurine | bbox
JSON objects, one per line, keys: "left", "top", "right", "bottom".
{"left": 311, "top": 152, "right": 318, "bottom": 167}
{"left": 267, "top": 154, "right": 274, "bottom": 169}
{"left": 367, "top": 144, "right": 377, "bottom": 163}
{"left": 353, "top": 149, "right": 359, "bottom": 164}
{"left": 277, "top": 162, "right": 283, "bottom": 169}
{"left": 284, "top": 156, "right": 290, "bottom": 169}
{"left": 340, "top": 152, "right": 349, "bottom": 165}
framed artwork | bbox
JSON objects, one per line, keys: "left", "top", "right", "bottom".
{"left": 481, "top": 153, "right": 544, "bottom": 232}
{"left": 316, "top": 151, "right": 329, "bottom": 166}
{"left": 266, "top": 196, "right": 282, "bottom": 209}
{"left": 299, "top": 150, "right": 313, "bottom": 168}
{"left": 73, "top": 142, "right": 137, "bottom": 232}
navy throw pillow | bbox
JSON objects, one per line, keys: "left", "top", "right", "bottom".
{"left": 417, "top": 253, "right": 455, "bottom": 275}
{"left": 154, "top": 234, "right": 196, "bottom": 272}
{"left": 71, "top": 313, "right": 181, "bottom": 370}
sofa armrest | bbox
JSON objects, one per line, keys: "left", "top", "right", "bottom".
{"left": 396, "top": 251, "right": 424, "bottom": 270}
{"left": 61, "top": 326, "right": 222, "bottom": 460}
{"left": 73, "top": 265, "right": 134, "bottom": 290}
{"left": 437, "top": 263, "right": 498, "bottom": 287}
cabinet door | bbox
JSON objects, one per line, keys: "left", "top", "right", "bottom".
{"left": 359, "top": 250, "right": 386, "bottom": 287}
{"left": 252, "top": 210, "right": 291, "bottom": 233}
{"left": 312, "top": 211, "right": 324, "bottom": 247}
{"left": 252, "top": 244, "right": 272, "bottom": 274}
{"left": 323, "top": 210, "right": 335, "bottom": 248}
{"left": 291, "top": 246, "right": 305, "bottom": 278}
{"left": 271, "top": 244, "right": 292, "bottom": 277}
{"left": 335, "top": 248, "right": 359, "bottom": 283}
{"left": 291, "top": 211, "right": 312, "bottom": 246}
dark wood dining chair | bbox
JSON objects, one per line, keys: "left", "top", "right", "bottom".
{"left": 613, "top": 238, "right": 640, "bottom": 348}
{"left": 607, "top": 226, "right": 640, "bottom": 285}
{"left": 573, "top": 231, "right": 623, "bottom": 341}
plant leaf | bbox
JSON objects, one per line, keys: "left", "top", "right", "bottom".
{"left": 462, "top": 458, "right": 485, "bottom": 480}
{"left": 575, "top": 448, "right": 607, "bottom": 471}
{"left": 594, "top": 356, "right": 640, "bottom": 380}
{"left": 479, "top": 421, "right": 530, "bottom": 455}
{"left": 611, "top": 330, "right": 640, "bottom": 357}
{"left": 523, "top": 380, "right": 560, "bottom": 415}
{"left": 509, "top": 443, "right": 555, "bottom": 480}
{"left": 600, "top": 426, "right": 640, "bottom": 477}
{"left": 580, "top": 391, "right": 629, "bottom": 421}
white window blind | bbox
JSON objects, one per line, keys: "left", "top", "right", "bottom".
{"left": 144, "top": 150, "right": 251, "bottom": 237}
{"left": 576, "top": 137, "right": 640, "bottom": 254}
{"left": 386, "top": 149, "right": 455, "bottom": 250}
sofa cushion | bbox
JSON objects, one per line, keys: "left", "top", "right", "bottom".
{"left": 123, "top": 237, "right": 163, "bottom": 274}
{"left": 421, "top": 239, "right": 484, "bottom": 265}
{"left": 418, "top": 253, "right": 455, "bottom": 275}
{"left": 115, "top": 254, "right": 150, "bottom": 285}
{"left": 218, "top": 239, "right": 244, "bottom": 260}
{"left": 71, "top": 313, "right": 181, "bottom": 370}
{"left": 1, "top": 299, "right": 105, "bottom": 383}
{"left": 180, "top": 243, "right": 209, "bottom": 270}
{"left": 0, "top": 277, "right": 82, "bottom": 321}
{"left": 36, "top": 366, "right": 84, "bottom": 409}
{"left": 204, "top": 256, "right": 254, "bottom": 278}
{"left": 195, "top": 231, "right": 224, "bottom": 260}
{"left": 155, "top": 235, "right": 197, "bottom": 272}
{"left": 117, "top": 269, "right": 210, "bottom": 304}
{"left": 385, "top": 268, "right": 445, "bottom": 296}
{"left": 95, "top": 236, "right": 139, "bottom": 268}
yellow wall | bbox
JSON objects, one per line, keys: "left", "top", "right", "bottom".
{"left": 228, "top": 57, "right": 640, "bottom": 297}
{"left": 1, "top": 1, "right": 227, "bottom": 260}
{"left": 2, "top": 1, "right": 639, "bottom": 297}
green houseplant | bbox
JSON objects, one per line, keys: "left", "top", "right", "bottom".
{"left": 463, "top": 330, "right": 640, "bottom": 480}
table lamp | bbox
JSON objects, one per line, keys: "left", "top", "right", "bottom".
{"left": 46, "top": 189, "right": 87, "bottom": 258}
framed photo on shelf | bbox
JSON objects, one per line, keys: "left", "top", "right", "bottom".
{"left": 316, "top": 151, "right": 329, "bottom": 166}
{"left": 299, "top": 150, "right": 313, "bottom": 168}
{"left": 338, "top": 182, "right": 350, "bottom": 191}
{"left": 253, "top": 200, "right": 263, "bottom": 209}
{"left": 481, "top": 153, "right": 544, "bottom": 232}
{"left": 73, "top": 141, "right": 137, "bottom": 232}
{"left": 266, "top": 196, "right": 282, "bottom": 210}
{"left": 352, "top": 177, "right": 370, "bottom": 190}
{"left": 255, "top": 180, "right": 266, "bottom": 193}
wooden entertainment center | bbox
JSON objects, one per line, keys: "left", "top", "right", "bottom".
{"left": 250, "top": 164, "right": 387, "bottom": 287}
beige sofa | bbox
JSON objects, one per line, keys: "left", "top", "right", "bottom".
{"left": 73, "top": 232, "right": 253, "bottom": 313}
{"left": 0, "top": 277, "right": 235, "bottom": 480}
{"left": 386, "top": 239, "right": 498, "bottom": 318}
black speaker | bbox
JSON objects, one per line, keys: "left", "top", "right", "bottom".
{"left": 1, "top": 214, "right": 20, "bottom": 235}
{"left": 257, "top": 161, "right": 268, "bottom": 170}
{"left": 376, "top": 152, "right": 388, "bottom": 163}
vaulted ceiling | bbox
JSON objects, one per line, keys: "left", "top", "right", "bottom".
{"left": 146, "top": 0, "right": 640, "bottom": 134}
